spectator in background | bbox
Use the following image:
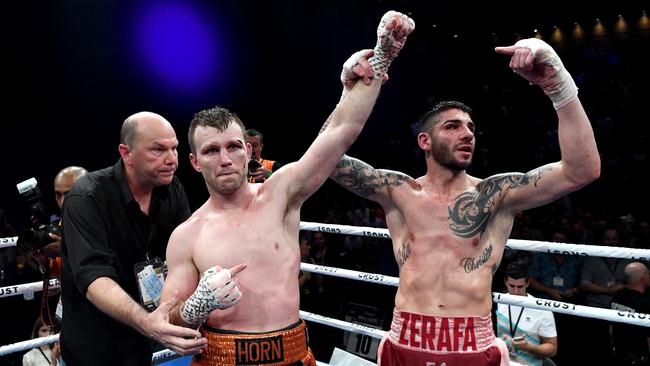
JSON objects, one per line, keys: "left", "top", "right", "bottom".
{"left": 496, "top": 261, "right": 558, "bottom": 366}
{"left": 610, "top": 261, "right": 650, "bottom": 366}
{"left": 529, "top": 230, "right": 580, "bottom": 302}
{"left": 579, "top": 227, "right": 629, "bottom": 364}
{"left": 22, "top": 317, "right": 59, "bottom": 366}
{"left": 529, "top": 230, "right": 582, "bottom": 365}
{"left": 581, "top": 227, "right": 629, "bottom": 308}
{"left": 246, "top": 128, "right": 282, "bottom": 183}
{"left": 39, "top": 166, "right": 88, "bottom": 271}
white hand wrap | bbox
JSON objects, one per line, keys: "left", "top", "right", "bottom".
{"left": 514, "top": 38, "right": 578, "bottom": 110}
{"left": 369, "top": 11, "right": 415, "bottom": 79}
{"left": 180, "top": 266, "right": 242, "bottom": 328}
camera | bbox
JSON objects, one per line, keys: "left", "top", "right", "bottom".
{"left": 16, "top": 178, "right": 61, "bottom": 253}
{"left": 248, "top": 159, "right": 262, "bottom": 175}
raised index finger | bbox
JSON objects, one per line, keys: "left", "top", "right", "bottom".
{"left": 228, "top": 263, "right": 247, "bottom": 277}
{"left": 494, "top": 45, "right": 517, "bottom": 55}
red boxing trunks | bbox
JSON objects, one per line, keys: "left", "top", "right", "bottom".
{"left": 378, "top": 308, "right": 509, "bottom": 366}
{"left": 192, "top": 320, "right": 316, "bottom": 366}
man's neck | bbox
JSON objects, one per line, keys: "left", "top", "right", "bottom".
{"left": 125, "top": 168, "right": 153, "bottom": 214}
{"left": 422, "top": 166, "right": 469, "bottom": 200}
{"left": 628, "top": 283, "right": 647, "bottom": 294}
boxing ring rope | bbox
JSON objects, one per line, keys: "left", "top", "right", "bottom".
{"left": 4, "top": 222, "right": 650, "bottom": 259}
{"left": 0, "top": 236, "right": 18, "bottom": 248}
{"left": 3, "top": 220, "right": 650, "bottom": 363}
{"left": 0, "top": 279, "right": 59, "bottom": 299}
{"left": 0, "top": 334, "right": 59, "bottom": 357}
{"left": 299, "top": 221, "right": 650, "bottom": 260}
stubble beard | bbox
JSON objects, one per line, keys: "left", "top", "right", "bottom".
{"left": 432, "top": 143, "right": 472, "bottom": 172}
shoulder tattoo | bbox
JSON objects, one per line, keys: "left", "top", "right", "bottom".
{"left": 448, "top": 168, "right": 550, "bottom": 238}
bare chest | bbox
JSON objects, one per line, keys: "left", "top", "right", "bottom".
{"left": 191, "top": 209, "right": 299, "bottom": 274}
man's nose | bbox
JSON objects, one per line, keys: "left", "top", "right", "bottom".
{"left": 164, "top": 149, "right": 178, "bottom": 163}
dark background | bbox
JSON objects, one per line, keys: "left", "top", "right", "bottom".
{"left": 2, "top": 1, "right": 648, "bottom": 226}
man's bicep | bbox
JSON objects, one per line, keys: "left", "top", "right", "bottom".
{"left": 330, "top": 155, "right": 411, "bottom": 203}
{"left": 500, "top": 162, "right": 579, "bottom": 213}
{"left": 162, "top": 235, "right": 199, "bottom": 302}
{"left": 63, "top": 194, "right": 118, "bottom": 294}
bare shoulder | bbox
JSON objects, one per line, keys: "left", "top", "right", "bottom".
{"left": 167, "top": 211, "right": 205, "bottom": 256}
{"left": 475, "top": 172, "right": 526, "bottom": 192}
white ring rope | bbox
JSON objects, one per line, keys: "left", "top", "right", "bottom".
{"left": 0, "top": 236, "right": 18, "bottom": 248}
{"left": 299, "top": 221, "right": 650, "bottom": 260}
{"left": 300, "top": 310, "right": 386, "bottom": 340}
{"left": 0, "top": 279, "right": 59, "bottom": 299}
{"left": 0, "top": 334, "right": 59, "bottom": 356}
{"left": 299, "top": 263, "right": 650, "bottom": 327}
{"left": 4, "top": 221, "right": 648, "bottom": 259}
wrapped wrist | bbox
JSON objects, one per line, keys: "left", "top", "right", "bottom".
{"left": 180, "top": 299, "right": 207, "bottom": 328}
{"left": 543, "top": 69, "right": 578, "bottom": 110}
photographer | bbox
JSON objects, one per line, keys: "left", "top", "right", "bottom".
{"left": 246, "top": 128, "right": 282, "bottom": 183}
{"left": 39, "top": 166, "right": 88, "bottom": 260}
{"left": 15, "top": 166, "right": 87, "bottom": 279}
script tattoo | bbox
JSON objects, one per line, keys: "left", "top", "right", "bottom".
{"left": 448, "top": 168, "right": 551, "bottom": 238}
{"left": 460, "top": 244, "right": 493, "bottom": 273}
{"left": 332, "top": 156, "right": 413, "bottom": 198}
{"left": 396, "top": 242, "right": 411, "bottom": 267}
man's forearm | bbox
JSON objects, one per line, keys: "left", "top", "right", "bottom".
{"left": 86, "top": 277, "right": 148, "bottom": 334}
{"left": 168, "top": 301, "right": 193, "bottom": 328}
{"left": 557, "top": 98, "right": 600, "bottom": 185}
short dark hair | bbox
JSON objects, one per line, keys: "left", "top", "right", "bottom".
{"left": 188, "top": 106, "right": 247, "bottom": 154}
{"left": 505, "top": 260, "right": 529, "bottom": 280}
{"left": 246, "top": 128, "right": 263, "bottom": 144}
{"left": 417, "top": 101, "right": 473, "bottom": 133}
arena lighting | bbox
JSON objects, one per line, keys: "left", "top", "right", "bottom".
{"left": 593, "top": 18, "right": 607, "bottom": 37}
{"left": 615, "top": 15, "right": 629, "bottom": 33}
{"left": 573, "top": 22, "right": 585, "bottom": 39}
{"left": 640, "top": 10, "right": 649, "bottom": 29}
{"left": 551, "top": 26, "right": 564, "bottom": 43}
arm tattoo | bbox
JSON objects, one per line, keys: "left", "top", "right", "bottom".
{"left": 448, "top": 169, "right": 551, "bottom": 238}
{"left": 396, "top": 242, "right": 411, "bottom": 267}
{"left": 332, "top": 156, "right": 413, "bottom": 198}
{"left": 460, "top": 244, "right": 493, "bottom": 273}
{"left": 318, "top": 110, "right": 336, "bottom": 134}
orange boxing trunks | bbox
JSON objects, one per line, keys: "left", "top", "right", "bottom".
{"left": 192, "top": 319, "right": 316, "bottom": 366}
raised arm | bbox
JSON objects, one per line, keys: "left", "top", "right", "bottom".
{"left": 494, "top": 39, "right": 600, "bottom": 213}
{"left": 330, "top": 154, "right": 414, "bottom": 206}
{"left": 280, "top": 11, "right": 414, "bottom": 205}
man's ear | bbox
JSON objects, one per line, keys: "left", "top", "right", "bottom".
{"left": 247, "top": 143, "right": 253, "bottom": 159}
{"left": 119, "top": 144, "right": 131, "bottom": 165}
{"left": 417, "top": 132, "right": 431, "bottom": 151}
{"left": 189, "top": 153, "right": 201, "bottom": 172}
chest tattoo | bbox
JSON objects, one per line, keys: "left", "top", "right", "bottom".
{"left": 448, "top": 172, "right": 543, "bottom": 238}
{"left": 460, "top": 244, "right": 493, "bottom": 273}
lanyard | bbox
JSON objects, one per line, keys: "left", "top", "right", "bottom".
{"left": 38, "top": 347, "right": 51, "bottom": 364}
{"left": 508, "top": 305, "right": 525, "bottom": 338}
